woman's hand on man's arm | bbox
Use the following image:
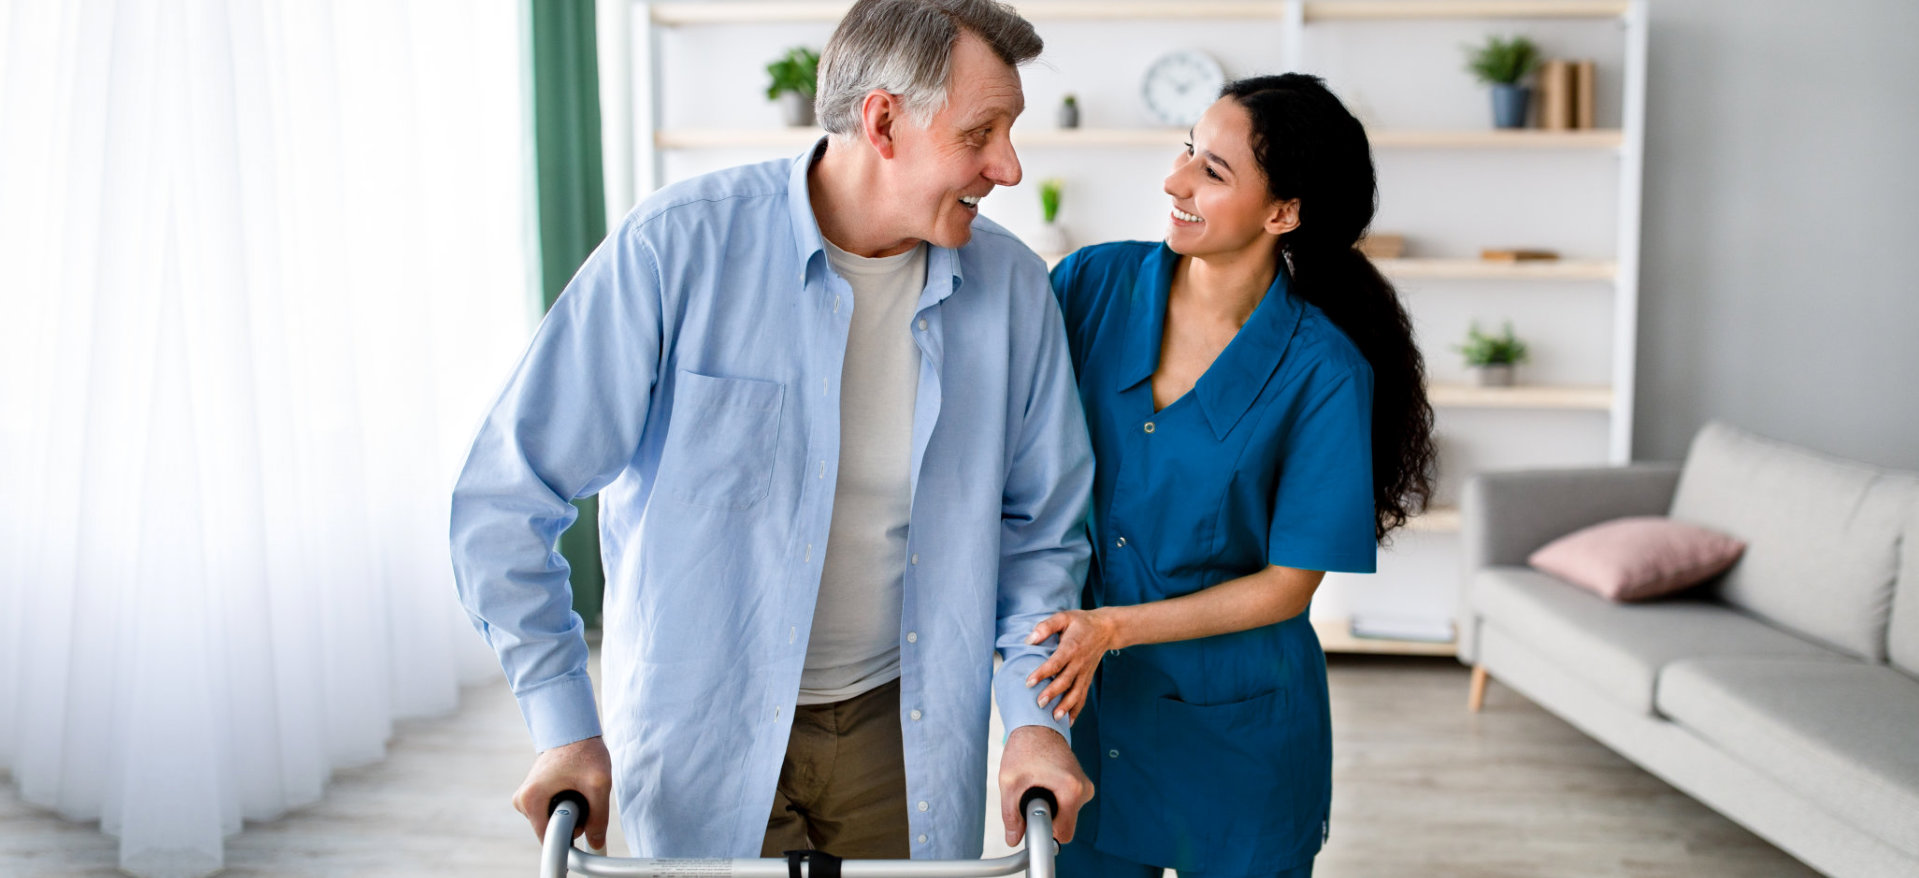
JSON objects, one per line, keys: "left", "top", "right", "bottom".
{"left": 1023, "top": 565, "right": 1328, "bottom": 722}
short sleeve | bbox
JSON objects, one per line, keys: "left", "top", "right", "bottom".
{"left": 1266, "top": 366, "right": 1378, "bottom": 574}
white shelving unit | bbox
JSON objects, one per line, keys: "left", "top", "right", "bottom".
{"left": 621, "top": 0, "right": 1649, "bottom": 655}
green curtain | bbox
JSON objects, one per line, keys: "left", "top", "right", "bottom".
{"left": 530, "top": 0, "right": 606, "bottom": 626}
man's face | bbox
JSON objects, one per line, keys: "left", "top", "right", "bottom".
{"left": 882, "top": 31, "right": 1025, "bottom": 250}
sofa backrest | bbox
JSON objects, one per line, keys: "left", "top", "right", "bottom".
{"left": 1891, "top": 495, "right": 1919, "bottom": 678}
{"left": 1668, "top": 422, "right": 1909, "bottom": 663}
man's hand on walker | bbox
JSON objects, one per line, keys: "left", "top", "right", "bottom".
{"left": 997, "top": 725, "right": 1093, "bottom": 847}
{"left": 514, "top": 735, "right": 613, "bottom": 851}
{"left": 1026, "top": 608, "right": 1122, "bottom": 723}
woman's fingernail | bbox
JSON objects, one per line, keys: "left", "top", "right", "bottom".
{"left": 1054, "top": 709, "right": 1065, "bottom": 720}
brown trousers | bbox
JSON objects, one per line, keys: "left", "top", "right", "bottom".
{"left": 760, "top": 678, "right": 911, "bottom": 859}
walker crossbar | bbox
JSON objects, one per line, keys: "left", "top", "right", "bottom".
{"left": 539, "top": 788, "right": 1058, "bottom": 878}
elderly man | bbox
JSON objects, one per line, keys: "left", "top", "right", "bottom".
{"left": 450, "top": 0, "right": 1093, "bottom": 862}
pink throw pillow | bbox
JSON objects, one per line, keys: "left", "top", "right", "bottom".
{"left": 1528, "top": 516, "right": 1746, "bottom": 602}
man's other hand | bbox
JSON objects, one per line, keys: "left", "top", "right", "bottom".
{"left": 996, "top": 725, "right": 1093, "bottom": 847}
{"left": 513, "top": 735, "right": 613, "bottom": 851}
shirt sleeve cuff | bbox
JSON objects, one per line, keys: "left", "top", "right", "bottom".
{"left": 996, "top": 656, "right": 1072, "bottom": 745}
{"left": 516, "top": 673, "right": 603, "bottom": 752}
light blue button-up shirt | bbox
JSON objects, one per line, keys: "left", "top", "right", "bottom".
{"left": 450, "top": 141, "right": 1092, "bottom": 859}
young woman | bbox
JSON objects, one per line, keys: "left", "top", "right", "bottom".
{"left": 1030, "top": 73, "right": 1437, "bottom": 877}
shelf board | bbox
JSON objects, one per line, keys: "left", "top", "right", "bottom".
{"left": 1304, "top": 1, "right": 1630, "bottom": 21}
{"left": 650, "top": 2, "right": 1630, "bottom": 25}
{"left": 1313, "top": 617, "right": 1458, "bottom": 657}
{"left": 1406, "top": 506, "right": 1461, "bottom": 533}
{"left": 1428, "top": 383, "right": 1614, "bottom": 410}
{"left": 1377, "top": 258, "right": 1617, "bottom": 280}
{"left": 655, "top": 127, "right": 1621, "bottom": 151}
{"left": 1368, "top": 129, "right": 1623, "bottom": 149}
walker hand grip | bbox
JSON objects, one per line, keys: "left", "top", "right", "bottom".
{"left": 547, "top": 789, "right": 591, "bottom": 828}
{"left": 1017, "top": 786, "right": 1058, "bottom": 820}
{"left": 541, "top": 791, "right": 590, "bottom": 878}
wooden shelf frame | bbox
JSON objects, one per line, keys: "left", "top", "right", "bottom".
{"left": 1378, "top": 258, "right": 1617, "bottom": 280}
{"left": 1427, "top": 384, "right": 1615, "bottom": 410}
{"left": 1313, "top": 616, "right": 1458, "bottom": 656}
{"left": 649, "top": 2, "right": 1630, "bottom": 26}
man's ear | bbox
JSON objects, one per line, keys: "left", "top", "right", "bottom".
{"left": 1264, "top": 198, "right": 1301, "bottom": 237}
{"left": 860, "top": 90, "right": 901, "bottom": 159}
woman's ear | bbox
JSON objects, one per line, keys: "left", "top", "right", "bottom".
{"left": 861, "top": 90, "right": 901, "bottom": 159}
{"left": 1264, "top": 198, "right": 1302, "bottom": 236}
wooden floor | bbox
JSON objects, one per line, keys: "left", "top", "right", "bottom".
{"left": 0, "top": 655, "right": 1818, "bottom": 877}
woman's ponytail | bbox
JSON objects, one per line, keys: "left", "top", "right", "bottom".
{"left": 1225, "top": 74, "right": 1437, "bottom": 543}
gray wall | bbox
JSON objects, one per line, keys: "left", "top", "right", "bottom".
{"left": 1636, "top": 0, "right": 1919, "bottom": 470}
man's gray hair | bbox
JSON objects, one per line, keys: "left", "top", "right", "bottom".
{"left": 815, "top": 0, "right": 1042, "bottom": 138}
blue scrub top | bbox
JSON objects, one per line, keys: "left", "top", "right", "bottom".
{"left": 1050, "top": 242, "right": 1376, "bottom": 875}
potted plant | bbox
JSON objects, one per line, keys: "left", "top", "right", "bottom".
{"left": 1455, "top": 320, "right": 1530, "bottom": 386}
{"left": 1464, "top": 35, "right": 1540, "bottom": 129}
{"left": 765, "top": 46, "right": 820, "bottom": 127}
{"left": 1057, "top": 93, "right": 1080, "bottom": 129}
{"left": 1031, "top": 178, "right": 1068, "bottom": 256}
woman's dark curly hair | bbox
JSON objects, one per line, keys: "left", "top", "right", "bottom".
{"left": 1223, "top": 73, "right": 1437, "bottom": 543}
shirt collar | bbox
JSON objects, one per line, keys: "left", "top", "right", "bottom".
{"left": 786, "top": 138, "right": 831, "bottom": 283}
{"left": 785, "top": 136, "right": 964, "bottom": 301}
{"left": 1118, "top": 243, "right": 1305, "bottom": 440}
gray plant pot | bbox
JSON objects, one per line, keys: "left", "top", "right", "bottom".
{"left": 1490, "top": 84, "right": 1530, "bottom": 129}
{"left": 1471, "top": 364, "right": 1516, "bottom": 387}
{"left": 778, "top": 91, "right": 816, "bottom": 128}
{"left": 1057, "top": 99, "right": 1079, "bottom": 129}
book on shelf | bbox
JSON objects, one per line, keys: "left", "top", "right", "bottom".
{"left": 1350, "top": 614, "right": 1456, "bottom": 643}
{"left": 1538, "top": 59, "right": 1573, "bottom": 131}
{"left": 1574, "top": 59, "right": 1596, "bottom": 130}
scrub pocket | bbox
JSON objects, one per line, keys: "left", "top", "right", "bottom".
{"left": 1150, "top": 689, "right": 1292, "bottom": 868}
{"left": 659, "top": 370, "right": 784, "bottom": 509}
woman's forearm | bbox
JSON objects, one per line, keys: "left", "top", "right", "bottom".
{"left": 1104, "top": 565, "right": 1326, "bottom": 649}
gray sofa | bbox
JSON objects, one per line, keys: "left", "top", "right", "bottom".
{"left": 1457, "top": 421, "right": 1919, "bottom": 878}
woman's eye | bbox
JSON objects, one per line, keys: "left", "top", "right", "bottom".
{"left": 1205, "top": 166, "right": 1222, "bottom": 181}
{"left": 1182, "top": 141, "right": 1194, "bottom": 155}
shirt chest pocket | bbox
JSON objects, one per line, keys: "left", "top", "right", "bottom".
{"left": 658, "top": 370, "right": 785, "bottom": 509}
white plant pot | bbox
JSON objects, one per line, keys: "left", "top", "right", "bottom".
{"left": 1029, "top": 221, "right": 1068, "bottom": 257}
{"left": 1470, "top": 364, "right": 1515, "bottom": 387}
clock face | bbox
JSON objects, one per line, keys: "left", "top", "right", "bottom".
{"left": 1141, "top": 50, "right": 1226, "bottom": 128}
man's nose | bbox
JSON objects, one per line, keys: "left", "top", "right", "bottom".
{"left": 986, "top": 135, "right": 1022, "bottom": 187}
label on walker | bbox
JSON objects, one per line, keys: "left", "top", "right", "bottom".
{"left": 633, "top": 863, "right": 731, "bottom": 877}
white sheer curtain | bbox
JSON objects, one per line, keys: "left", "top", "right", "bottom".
{"left": 0, "top": 1, "right": 535, "bottom": 874}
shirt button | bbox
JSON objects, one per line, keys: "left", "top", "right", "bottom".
{"left": 906, "top": 631, "right": 918, "bottom": 643}
{"left": 917, "top": 834, "right": 928, "bottom": 845}
{"left": 917, "top": 801, "right": 929, "bottom": 812}
{"left": 1143, "top": 421, "right": 1156, "bottom": 434}
{"left": 917, "top": 318, "right": 929, "bottom": 331}
{"left": 910, "top": 709, "right": 923, "bottom": 721}
{"left": 1108, "top": 749, "right": 1120, "bottom": 759}
{"left": 1115, "top": 537, "right": 1126, "bottom": 548}
{"left": 910, "top": 553, "right": 919, "bottom": 565}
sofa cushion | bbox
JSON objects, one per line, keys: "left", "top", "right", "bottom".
{"left": 1892, "top": 497, "right": 1919, "bottom": 679}
{"left": 1669, "top": 421, "right": 1909, "bottom": 662}
{"left": 1526, "top": 515, "right": 1746, "bottom": 602}
{"left": 1470, "top": 566, "right": 1846, "bottom": 715}
{"left": 1657, "top": 657, "right": 1919, "bottom": 858}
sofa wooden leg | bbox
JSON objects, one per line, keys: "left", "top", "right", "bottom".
{"left": 1469, "top": 664, "right": 1489, "bottom": 712}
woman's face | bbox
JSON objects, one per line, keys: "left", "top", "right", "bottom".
{"left": 1162, "top": 97, "right": 1298, "bottom": 259}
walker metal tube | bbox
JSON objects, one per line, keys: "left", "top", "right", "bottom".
{"left": 538, "top": 788, "right": 1058, "bottom": 877}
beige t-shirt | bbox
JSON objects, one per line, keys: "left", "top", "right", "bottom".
{"left": 796, "top": 237, "right": 927, "bottom": 705}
